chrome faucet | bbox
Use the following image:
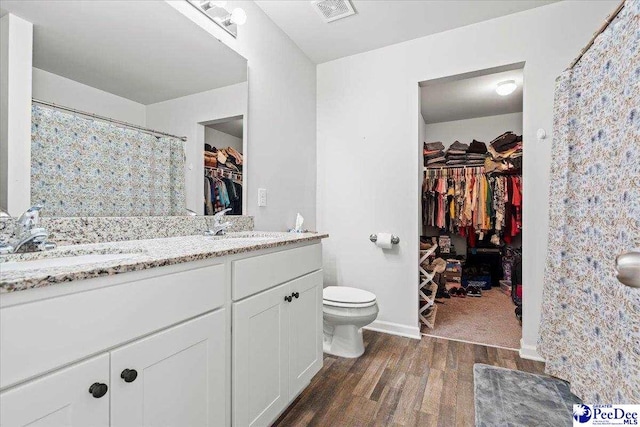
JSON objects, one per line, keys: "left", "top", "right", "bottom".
{"left": 204, "top": 208, "right": 233, "bottom": 236}
{"left": 2, "top": 205, "right": 57, "bottom": 253}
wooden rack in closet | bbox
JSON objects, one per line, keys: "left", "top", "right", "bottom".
{"left": 419, "top": 244, "right": 439, "bottom": 329}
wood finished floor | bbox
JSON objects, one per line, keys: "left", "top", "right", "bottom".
{"left": 273, "top": 330, "right": 545, "bottom": 427}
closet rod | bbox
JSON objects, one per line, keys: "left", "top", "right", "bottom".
{"left": 424, "top": 165, "right": 486, "bottom": 171}
{"left": 568, "top": 0, "right": 625, "bottom": 69}
{"left": 32, "top": 98, "right": 188, "bottom": 141}
{"left": 205, "top": 166, "right": 243, "bottom": 181}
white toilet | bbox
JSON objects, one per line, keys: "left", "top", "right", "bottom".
{"left": 322, "top": 286, "right": 378, "bottom": 358}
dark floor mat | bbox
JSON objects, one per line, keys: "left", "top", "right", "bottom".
{"left": 474, "top": 364, "right": 580, "bottom": 427}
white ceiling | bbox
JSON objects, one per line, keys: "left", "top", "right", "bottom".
{"left": 208, "top": 118, "right": 244, "bottom": 139}
{"left": 420, "top": 67, "right": 523, "bottom": 124}
{"left": 0, "top": 1, "right": 247, "bottom": 105}
{"left": 255, "top": 0, "right": 559, "bottom": 64}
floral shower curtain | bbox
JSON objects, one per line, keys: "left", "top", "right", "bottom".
{"left": 539, "top": 0, "right": 640, "bottom": 404}
{"left": 31, "top": 104, "right": 186, "bottom": 216}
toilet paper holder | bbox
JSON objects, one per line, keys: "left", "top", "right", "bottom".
{"left": 369, "top": 234, "right": 400, "bottom": 245}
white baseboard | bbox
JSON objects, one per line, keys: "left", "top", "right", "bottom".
{"left": 519, "top": 339, "right": 546, "bottom": 362}
{"left": 363, "top": 320, "right": 421, "bottom": 340}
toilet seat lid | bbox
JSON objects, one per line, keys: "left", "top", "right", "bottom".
{"left": 323, "top": 286, "right": 376, "bottom": 305}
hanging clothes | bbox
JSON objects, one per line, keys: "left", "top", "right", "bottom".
{"left": 422, "top": 167, "right": 522, "bottom": 246}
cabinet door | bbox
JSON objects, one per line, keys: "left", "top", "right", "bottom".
{"left": 233, "top": 282, "right": 289, "bottom": 427}
{"left": 110, "top": 310, "right": 226, "bottom": 427}
{"left": 288, "top": 271, "right": 323, "bottom": 397}
{"left": 0, "top": 354, "right": 109, "bottom": 427}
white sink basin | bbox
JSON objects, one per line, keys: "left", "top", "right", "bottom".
{"left": 0, "top": 253, "right": 142, "bottom": 273}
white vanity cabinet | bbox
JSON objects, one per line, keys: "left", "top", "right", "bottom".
{"left": 0, "top": 241, "right": 324, "bottom": 427}
{"left": 1, "top": 261, "right": 229, "bottom": 427}
{"left": 232, "top": 245, "right": 323, "bottom": 427}
{"left": 0, "top": 310, "right": 226, "bottom": 427}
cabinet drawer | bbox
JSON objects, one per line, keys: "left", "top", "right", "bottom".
{"left": 1, "top": 263, "right": 225, "bottom": 390}
{"left": 232, "top": 244, "right": 322, "bottom": 300}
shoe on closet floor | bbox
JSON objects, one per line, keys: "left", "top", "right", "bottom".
{"left": 437, "top": 289, "right": 451, "bottom": 299}
{"left": 467, "top": 286, "right": 482, "bottom": 297}
{"left": 420, "top": 240, "right": 433, "bottom": 250}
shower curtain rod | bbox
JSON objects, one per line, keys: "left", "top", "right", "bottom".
{"left": 568, "top": 0, "right": 626, "bottom": 69}
{"left": 32, "top": 98, "right": 188, "bottom": 142}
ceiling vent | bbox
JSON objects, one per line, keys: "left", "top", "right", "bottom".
{"left": 311, "top": 0, "right": 356, "bottom": 23}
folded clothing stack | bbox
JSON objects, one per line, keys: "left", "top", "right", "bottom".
{"left": 486, "top": 132, "right": 523, "bottom": 170}
{"left": 424, "top": 141, "right": 445, "bottom": 167}
{"left": 445, "top": 140, "right": 469, "bottom": 166}
{"left": 204, "top": 145, "right": 244, "bottom": 172}
{"left": 490, "top": 131, "right": 521, "bottom": 153}
{"left": 204, "top": 151, "right": 217, "bottom": 168}
{"left": 465, "top": 139, "right": 487, "bottom": 165}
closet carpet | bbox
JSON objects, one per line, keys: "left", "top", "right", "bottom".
{"left": 272, "top": 330, "right": 545, "bottom": 427}
{"left": 421, "top": 287, "right": 521, "bottom": 350}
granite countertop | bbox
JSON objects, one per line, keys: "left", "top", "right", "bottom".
{"left": 0, "top": 232, "right": 328, "bottom": 294}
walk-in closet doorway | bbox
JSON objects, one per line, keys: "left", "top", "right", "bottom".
{"left": 417, "top": 63, "right": 525, "bottom": 351}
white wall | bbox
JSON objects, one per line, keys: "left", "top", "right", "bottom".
{"left": 0, "top": 14, "right": 32, "bottom": 215}
{"left": 424, "top": 112, "right": 523, "bottom": 147}
{"left": 32, "top": 68, "right": 146, "bottom": 126}
{"left": 166, "top": 1, "right": 317, "bottom": 231}
{"left": 205, "top": 127, "right": 243, "bottom": 153}
{"left": 317, "top": 1, "right": 615, "bottom": 353}
{"left": 146, "top": 82, "right": 247, "bottom": 215}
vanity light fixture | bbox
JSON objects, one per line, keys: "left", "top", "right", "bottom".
{"left": 496, "top": 80, "right": 517, "bottom": 96}
{"left": 200, "top": 1, "right": 227, "bottom": 11}
{"left": 224, "top": 8, "right": 247, "bottom": 26}
{"left": 188, "top": 0, "right": 246, "bottom": 38}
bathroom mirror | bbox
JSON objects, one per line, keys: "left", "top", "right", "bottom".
{"left": 0, "top": 0, "right": 248, "bottom": 217}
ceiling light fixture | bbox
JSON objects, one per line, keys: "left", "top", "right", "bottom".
{"left": 188, "top": 0, "right": 246, "bottom": 38}
{"left": 496, "top": 80, "right": 517, "bottom": 96}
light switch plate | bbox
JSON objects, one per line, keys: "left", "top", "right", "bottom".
{"left": 258, "top": 188, "right": 267, "bottom": 207}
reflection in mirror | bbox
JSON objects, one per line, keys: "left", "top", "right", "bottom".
{"left": 0, "top": 0, "right": 248, "bottom": 217}
{"left": 203, "top": 117, "right": 244, "bottom": 216}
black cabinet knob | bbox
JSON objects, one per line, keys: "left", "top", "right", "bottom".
{"left": 89, "top": 382, "right": 108, "bottom": 398}
{"left": 284, "top": 295, "right": 292, "bottom": 302}
{"left": 121, "top": 369, "right": 138, "bottom": 383}
{"left": 292, "top": 292, "right": 299, "bottom": 299}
